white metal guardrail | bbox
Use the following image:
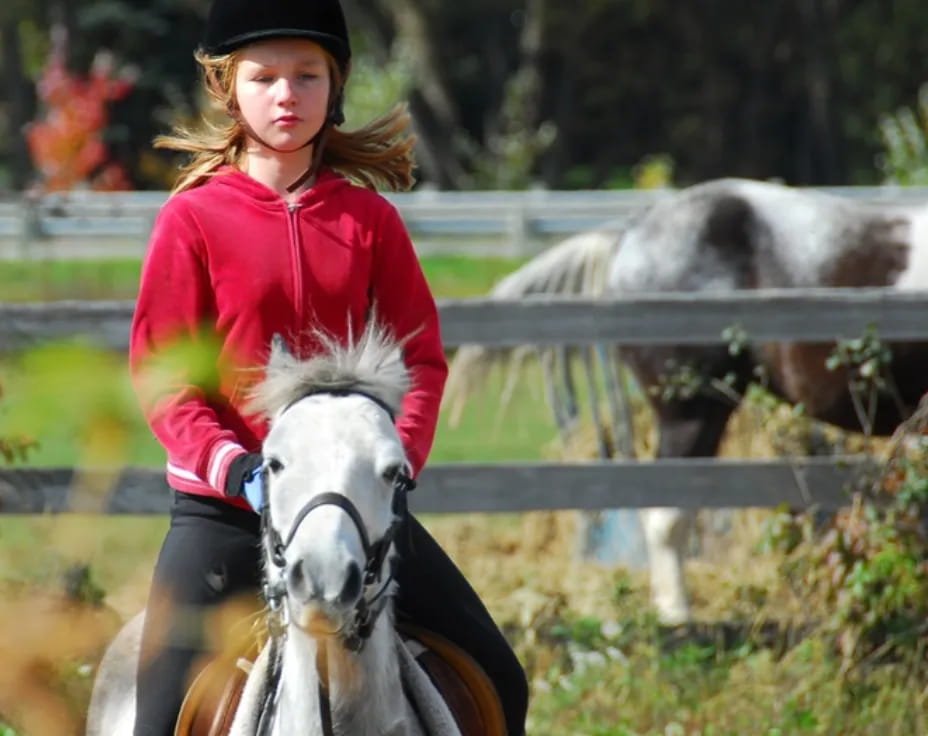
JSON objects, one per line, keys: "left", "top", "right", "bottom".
{"left": 3, "top": 186, "right": 927, "bottom": 260}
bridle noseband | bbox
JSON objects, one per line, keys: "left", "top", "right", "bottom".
{"left": 256, "top": 389, "right": 416, "bottom": 736}
{"left": 262, "top": 470, "right": 415, "bottom": 651}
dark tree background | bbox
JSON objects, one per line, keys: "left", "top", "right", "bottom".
{"left": 1, "top": 0, "right": 209, "bottom": 190}
{"left": 2, "top": 0, "right": 927, "bottom": 190}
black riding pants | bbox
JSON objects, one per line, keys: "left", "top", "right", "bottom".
{"left": 133, "top": 491, "right": 528, "bottom": 736}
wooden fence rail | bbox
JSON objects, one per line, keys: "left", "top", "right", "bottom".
{"left": 1, "top": 288, "right": 925, "bottom": 514}
{"left": 4, "top": 288, "right": 928, "bottom": 351}
{"left": 0, "top": 457, "right": 874, "bottom": 515}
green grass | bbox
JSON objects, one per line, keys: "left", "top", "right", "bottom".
{"left": 0, "top": 254, "right": 525, "bottom": 302}
{"left": 420, "top": 254, "right": 525, "bottom": 298}
{"left": 0, "top": 259, "right": 143, "bottom": 301}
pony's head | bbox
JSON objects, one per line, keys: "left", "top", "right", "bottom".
{"left": 247, "top": 322, "right": 412, "bottom": 647}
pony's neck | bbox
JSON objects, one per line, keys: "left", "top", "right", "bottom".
{"left": 274, "top": 614, "right": 408, "bottom": 735}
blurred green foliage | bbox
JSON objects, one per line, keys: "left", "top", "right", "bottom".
{"left": 878, "top": 84, "right": 928, "bottom": 186}
{"left": 0, "top": 342, "right": 139, "bottom": 467}
{"left": 522, "top": 587, "right": 928, "bottom": 734}
{"left": 343, "top": 44, "right": 413, "bottom": 130}
{"left": 765, "top": 456, "right": 928, "bottom": 664}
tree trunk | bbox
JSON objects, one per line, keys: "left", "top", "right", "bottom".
{"left": 347, "top": 0, "right": 469, "bottom": 188}
{"left": 797, "top": 0, "right": 843, "bottom": 183}
{"left": 1, "top": 21, "right": 35, "bottom": 190}
{"left": 390, "top": 1, "right": 469, "bottom": 188}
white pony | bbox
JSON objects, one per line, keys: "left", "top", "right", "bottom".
{"left": 87, "top": 323, "right": 461, "bottom": 735}
{"left": 446, "top": 177, "right": 928, "bottom": 625}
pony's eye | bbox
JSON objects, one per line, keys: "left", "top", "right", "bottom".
{"left": 381, "top": 464, "right": 401, "bottom": 484}
{"left": 266, "top": 457, "right": 285, "bottom": 475}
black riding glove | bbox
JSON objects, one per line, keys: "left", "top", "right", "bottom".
{"left": 225, "top": 452, "right": 264, "bottom": 511}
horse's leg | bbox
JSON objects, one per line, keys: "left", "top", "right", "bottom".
{"left": 538, "top": 347, "right": 572, "bottom": 445}
{"left": 641, "top": 393, "right": 739, "bottom": 625}
{"left": 600, "top": 344, "right": 635, "bottom": 458}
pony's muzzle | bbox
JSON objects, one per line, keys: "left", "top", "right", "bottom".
{"left": 287, "top": 558, "right": 363, "bottom": 610}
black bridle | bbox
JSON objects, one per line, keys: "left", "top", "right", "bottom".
{"left": 256, "top": 389, "right": 416, "bottom": 736}
{"left": 262, "top": 469, "right": 415, "bottom": 650}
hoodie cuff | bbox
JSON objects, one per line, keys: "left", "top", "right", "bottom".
{"left": 207, "top": 441, "right": 248, "bottom": 495}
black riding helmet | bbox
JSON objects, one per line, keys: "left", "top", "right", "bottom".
{"left": 201, "top": 0, "right": 351, "bottom": 73}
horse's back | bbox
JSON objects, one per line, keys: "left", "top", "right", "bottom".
{"left": 86, "top": 610, "right": 143, "bottom": 736}
{"left": 612, "top": 177, "right": 908, "bottom": 294}
{"left": 609, "top": 178, "right": 787, "bottom": 292}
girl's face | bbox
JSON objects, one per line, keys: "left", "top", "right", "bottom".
{"left": 234, "top": 38, "right": 332, "bottom": 153}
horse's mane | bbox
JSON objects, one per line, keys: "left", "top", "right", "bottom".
{"left": 248, "top": 321, "right": 410, "bottom": 419}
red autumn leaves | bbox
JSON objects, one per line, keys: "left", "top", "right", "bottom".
{"left": 26, "top": 35, "right": 134, "bottom": 192}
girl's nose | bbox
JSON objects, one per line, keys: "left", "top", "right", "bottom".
{"left": 273, "top": 77, "right": 297, "bottom": 104}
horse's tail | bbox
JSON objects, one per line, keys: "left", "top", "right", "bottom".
{"left": 444, "top": 222, "right": 624, "bottom": 430}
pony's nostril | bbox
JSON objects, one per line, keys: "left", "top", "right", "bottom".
{"left": 287, "top": 560, "right": 317, "bottom": 601}
{"left": 338, "top": 561, "right": 362, "bottom": 605}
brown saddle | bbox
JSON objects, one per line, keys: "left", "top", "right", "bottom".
{"left": 175, "top": 618, "right": 507, "bottom": 736}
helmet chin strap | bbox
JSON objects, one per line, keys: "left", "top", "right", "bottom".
{"left": 235, "top": 90, "right": 345, "bottom": 194}
{"left": 286, "top": 124, "right": 329, "bottom": 193}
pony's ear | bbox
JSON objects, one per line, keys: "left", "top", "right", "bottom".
{"left": 382, "top": 344, "right": 405, "bottom": 373}
{"left": 268, "top": 333, "right": 294, "bottom": 367}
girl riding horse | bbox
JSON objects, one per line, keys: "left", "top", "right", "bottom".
{"left": 128, "top": 1, "right": 527, "bottom": 733}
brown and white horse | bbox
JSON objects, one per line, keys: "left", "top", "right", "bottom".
{"left": 447, "top": 177, "right": 928, "bottom": 624}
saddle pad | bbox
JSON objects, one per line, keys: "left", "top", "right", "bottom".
{"left": 397, "top": 623, "right": 508, "bottom": 736}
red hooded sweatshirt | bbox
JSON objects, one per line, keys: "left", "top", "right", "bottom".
{"left": 129, "top": 168, "right": 447, "bottom": 509}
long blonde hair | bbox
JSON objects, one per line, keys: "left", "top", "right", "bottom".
{"left": 155, "top": 49, "right": 416, "bottom": 194}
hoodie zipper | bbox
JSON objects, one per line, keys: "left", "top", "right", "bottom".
{"left": 287, "top": 203, "right": 304, "bottom": 336}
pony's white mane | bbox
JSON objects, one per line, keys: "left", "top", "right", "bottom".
{"left": 248, "top": 321, "right": 410, "bottom": 419}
